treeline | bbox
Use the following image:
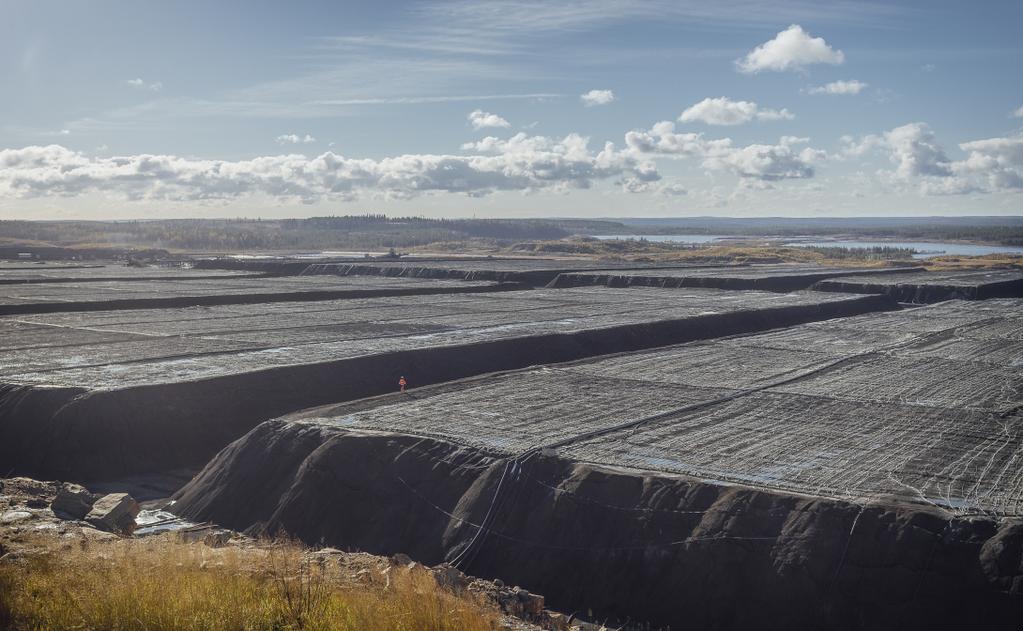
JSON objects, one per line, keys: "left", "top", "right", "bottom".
{"left": 803, "top": 245, "right": 918, "bottom": 260}
{"left": 612, "top": 217, "right": 1023, "bottom": 245}
{"left": 0, "top": 215, "right": 599, "bottom": 252}
{"left": 285, "top": 216, "right": 570, "bottom": 240}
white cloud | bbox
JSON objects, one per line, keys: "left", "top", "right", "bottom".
{"left": 1012, "top": 106, "right": 1023, "bottom": 118}
{"left": 883, "top": 123, "right": 952, "bottom": 179}
{"left": 0, "top": 135, "right": 657, "bottom": 203}
{"left": 842, "top": 123, "right": 1023, "bottom": 194}
{"left": 678, "top": 97, "right": 793, "bottom": 126}
{"left": 126, "top": 78, "right": 162, "bottom": 91}
{"left": 468, "top": 109, "right": 511, "bottom": 130}
{"left": 704, "top": 142, "right": 818, "bottom": 182}
{"left": 580, "top": 89, "right": 615, "bottom": 106}
{"left": 806, "top": 79, "right": 867, "bottom": 95}
{"left": 625, "top": 121, "right": 819, "bottom": 182}
{"left": 625, "top": 121, "right": 725, "bottom": 157}
{"left": 275, "top": 134, "right": 316, "bottom": 145}
{"left": 956, "top": 135, "right": 1023, "bottom": 191}
{"left": 659, "top": 182, "right": 688, "bottom": 196}
{"left": 736, "top": 24, "right": 844, "bottom": 73}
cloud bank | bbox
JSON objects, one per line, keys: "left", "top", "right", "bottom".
{"left": 625, "top": 121, "right": 821, "bottom": 183}
{"left": 843, "top": 123, "right": 1023, "bottom": 194}
{"left": 0, "top": 134, "right": 657, "bottom": 203}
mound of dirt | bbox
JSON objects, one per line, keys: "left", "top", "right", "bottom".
{"left": 172, "top": 421, "right": 1023, "bottom": 630}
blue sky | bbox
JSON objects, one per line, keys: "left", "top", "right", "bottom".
{"left": 2, "top": 0, "right": 1022, "bottom": 219}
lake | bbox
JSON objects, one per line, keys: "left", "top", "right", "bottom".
{"left": 593, "top": 235, "right": 1023, "bottom": 259}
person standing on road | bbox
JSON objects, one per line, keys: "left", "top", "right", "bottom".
{"left": 398, "top": 376, "right": 407, "bottom": 393}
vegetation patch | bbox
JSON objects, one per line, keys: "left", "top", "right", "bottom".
{"left": 0, "top": 535, "right": 502, "bottom": 631}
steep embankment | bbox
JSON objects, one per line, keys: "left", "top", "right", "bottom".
{"left": 195, "top": 259, "right": 561, "bottom": 283}
{"left": 548, "top": 266, "right": 922, "bottom": 292}
{"left": 0, "top": 294, "right": 894, "bottom": 483}
{"left": 0, "top": 281, "right": 523, "bottom": 316}
{"left": 173, "top": 420, "right": 1023, "bottom": 631}
{"left": 812, "top": 271, "right": 1023, "bottom": 303}
{"left": 194, "top": 258, "right": 720, "bottom": 287}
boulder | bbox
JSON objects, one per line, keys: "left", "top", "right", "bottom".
{"left": 547, "top": 612, "right": 570, "bottom": 631}
{"left": 203, "top": 529, "right": 232, "bottom": 548}
{"left": 518, "top": 589, "right": 545, "bottom": 617}
{"left": 85, "top": 493, "right": 140, "bottom": 535}
{"left": 432, "top": 564, "right": 468, "bottom": 591}
{"left": 51, "top": 483, "right": 97, "bottom": 520}
{"left": 1, "top": 510, "right": 32, "bottom": 525}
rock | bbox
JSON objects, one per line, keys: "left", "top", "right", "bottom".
{"left": 389, "top": 552, "right": 412, "bottom": 566}
{"left": 432, "top": 564, "right": 468, "bottom": 591}
{"left": 51, "top": 483, "right": 97, "bottom": 520}
{"left": 547, "top": 612, "right": 570, "bottom": 631}
{"left": 1, "top": 510, "right": 32, "bottom": 524}
{"left": 85, "top": 493, "right": 139, "bottom": 535}
{"left": 518, "top": 590, "right": 544, "bottom": 617}
{"left": 78, "top": 527, "right": 120, "bottom": 542}
{"left": 203, "top": 529, "right": 232, "bottom": 548}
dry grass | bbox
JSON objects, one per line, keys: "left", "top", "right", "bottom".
{"left": 495, "top": 238, "right": 926, "bottom": 267}
{"left": 0, "top": 535, "right": 502, "bottom": 631}
{"left": 922, "top": 253, "right": 1023, "bottom": 271}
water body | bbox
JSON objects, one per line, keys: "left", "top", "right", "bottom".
{"left": 783, "top": 240, "right": 1023, "bottom": 259}
{"left": 594, "top": 235, "right": 1023, "bottom": 259}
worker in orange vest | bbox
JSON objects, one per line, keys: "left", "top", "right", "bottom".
{"left": 398, "top": 376, "right": 407, "bottom": 393}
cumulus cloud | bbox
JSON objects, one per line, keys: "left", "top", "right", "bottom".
{"left": 679, "top": 97, "right": 793, "bottom": 126}
{"left": 1013, "top": 106, "right": 1023, "bottom": 118}
{"left": 625, "top": 121, "right": 820, "bottom": 182}
{"left": 842, "top": 123, "right": 1023, "bottom": 194}
{"left": 956, "top": 135, "right": 1023, "bottom": 191}
{"left": 580, "top": 89, "right": 615, "bottom": 106}
{"left": 468, "top": 109, "right": 510, "bottom": 130}
{"left": 0, "top": 134, "right": 657, "bottom": 203}
{"left": 126, "top": 78, "right": 162, "bottom": 91}
{"left": 883, "top": 123, "right": 952, "bottom": 179}
{"left": 736, "top": 25, "right": 844, "bottom": 74}
{"left": 703, "top": 142, "right": 819, "bottom": 182}
{"left": 806, "top": 80, "right": 867, "bottom": 95}
{"left": 275, "top": 134, "right": 316, "bottom": 145}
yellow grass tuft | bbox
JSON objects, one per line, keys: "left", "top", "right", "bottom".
{"left": 0, "top": 535, "right": 502, "bottom": 631}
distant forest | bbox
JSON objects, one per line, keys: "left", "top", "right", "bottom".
{"left": 0, "top": 215, "right": 622, "bottom": 252}
{"left": 1, "top": 214, "right": 1020, "bottom": 255}
{"left": 611, "top": 216, "right": 1023, "bottom": 245}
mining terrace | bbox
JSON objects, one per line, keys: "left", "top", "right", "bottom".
{"left": 2, "top": 258, "right": 1022, "bottom": 630}
{"left": 0, "top": 261, "right": 885, "bottom": 481}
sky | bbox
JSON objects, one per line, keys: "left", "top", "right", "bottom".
{"left": 1, "top": 0, "right": 1022, "bottom": 220}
